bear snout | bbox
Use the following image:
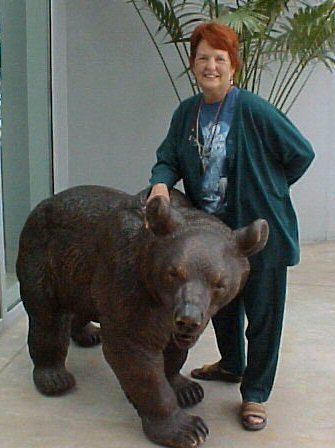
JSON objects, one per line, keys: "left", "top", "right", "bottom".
{"left": 172, "top": 303, "right": 205, "bottom": 349}
{"left": 173, "top": 303, "right": 203, "bottom": 333}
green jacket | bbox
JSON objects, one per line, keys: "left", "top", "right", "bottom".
{"left": 150, "top": 89, "right": 315, "bottom": 268}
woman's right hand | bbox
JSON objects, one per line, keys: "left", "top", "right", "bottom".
{"left": 146, "top": 183, "right": 170, "bottom": 204}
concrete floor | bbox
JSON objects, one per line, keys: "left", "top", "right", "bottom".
{"left": 1, "top": 241, "right": 334, "bottom": 448}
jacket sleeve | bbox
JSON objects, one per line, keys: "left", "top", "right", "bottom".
{"left": 149, "top": 107, "right": 182, "bottom": 188}
{"left": 258, "top": 101, "right": 315, "bottom": 186}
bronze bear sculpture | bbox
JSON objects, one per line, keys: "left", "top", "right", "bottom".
{"left": 16, "top": 185, "right": 269, "bottom": 448}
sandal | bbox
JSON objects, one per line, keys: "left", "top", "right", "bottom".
{"left": 241, "top": 401, "right": 267, "bottom": 431}
{"left": 191, "top": 361, "right": 242, "bottom": 383}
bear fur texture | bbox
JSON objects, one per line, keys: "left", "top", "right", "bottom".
{"left": 16, "top": 185, "right": 269, "bottom": 448}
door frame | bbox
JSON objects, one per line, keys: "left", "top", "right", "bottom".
{"left": 0, "top": 0, "right": 53, "bottom": 331}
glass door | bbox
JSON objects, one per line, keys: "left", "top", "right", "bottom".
{"left": 0, "top": 0, "right": 52, "bottom": 326}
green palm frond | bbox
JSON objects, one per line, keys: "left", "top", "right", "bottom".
{"left": 272, "top": 0, "right": 335, "bottom": 64}
{"left": 218, "top": 5, "right": 268, "bottom": 35}
{"left": 266, "top": 0, "right": 335, "bottom": 110}
{"left": 147, "top": 0, "right": 183, "bottom": 40}
{"left": 141, "top": 0, "right": 206, "bottom": 41}
{"left": 252, "top": 0, "right": 290, "bottom": 21}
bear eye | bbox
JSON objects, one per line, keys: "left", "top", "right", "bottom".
{"left": 167, "top": 266, "right": 187, "bottom": 281}
{"left": 212, "top": 277, "right": 226, "bottom": 291}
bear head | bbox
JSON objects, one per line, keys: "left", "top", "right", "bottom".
{"left": 141, "top": 194, "right": 269, "bottom": 350}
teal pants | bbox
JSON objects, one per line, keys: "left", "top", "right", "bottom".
{"left": 212, "top": 267, "right": 287, "bottom": 403}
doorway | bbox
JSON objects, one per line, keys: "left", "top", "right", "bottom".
{"left": 0, "top": 0, "right": 52, "bottom": 328}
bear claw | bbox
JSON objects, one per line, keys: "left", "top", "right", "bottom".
{"left": 169, "top": 374, "right": 204, "bottom": 408}
{"left": 142, "top": 409, "right": 208, "bottom": 448}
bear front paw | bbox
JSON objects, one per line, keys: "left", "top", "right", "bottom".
{"left": 142, "top": 409, "right": 208, "bottom": 448}
{"left": 169, "top": 374, "right": 204, "bottom": 408}
{"left": 33, "top": 367, "right": 76, "bottom": 395}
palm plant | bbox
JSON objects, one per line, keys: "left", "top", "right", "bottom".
{"left": 127, "top": 0, "right": 335, "bottom": 112}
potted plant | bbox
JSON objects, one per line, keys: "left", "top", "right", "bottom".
{"left": 127, "top": 0, "right": 335, "bottom": 112}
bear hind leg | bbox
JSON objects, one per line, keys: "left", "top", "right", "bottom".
{"left": 27, "top": 312, "right": 75, "bottom": 395}
{"left": 71, "top": 316, "right": 101, "bottom": 347}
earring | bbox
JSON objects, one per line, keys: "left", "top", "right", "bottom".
{"left": 230, "top": 77, "right": 234, "bottom": 86}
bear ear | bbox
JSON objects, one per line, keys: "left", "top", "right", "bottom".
{"left": 145, "top": 196, "right": 184, "bottom": 236}
{"left": 234, "top": 219, "right": 269, "bottom": 257}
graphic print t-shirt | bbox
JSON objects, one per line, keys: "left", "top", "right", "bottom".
{"left": 200, "top": 87, "right": 239, "bottom": 216}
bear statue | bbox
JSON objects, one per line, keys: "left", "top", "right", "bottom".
{"left": 16, "top": 185, "right": 269, "bottom": 448}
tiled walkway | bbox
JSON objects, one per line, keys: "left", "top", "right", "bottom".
{"left": 1, "top": 242, "right": 334, "bottom": 448}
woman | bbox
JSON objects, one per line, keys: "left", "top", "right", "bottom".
{"left": 147, "top": 21, "right": 314, "bottom": 430}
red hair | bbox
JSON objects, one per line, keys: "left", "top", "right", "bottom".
{"left": 190, "top": 22, "right": 241, "bottom": 71}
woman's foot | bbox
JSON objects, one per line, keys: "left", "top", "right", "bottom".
{"left": 241, "top": 401, "right": 267, "bottom": 431}
{"left": 190, "top": 361, "right": 242, "bottom": 383}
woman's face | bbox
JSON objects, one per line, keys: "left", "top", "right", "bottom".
{"left": 192, "top": 39, "right": 235, "bottom": 103}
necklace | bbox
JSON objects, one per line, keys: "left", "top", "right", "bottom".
{"left": 196, "top": 97, "right": 225, "bottom": 171}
